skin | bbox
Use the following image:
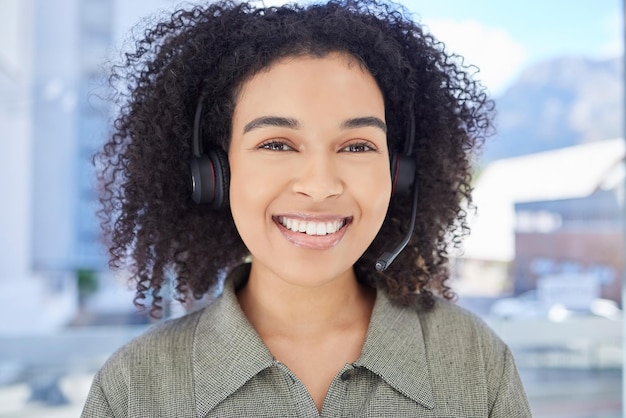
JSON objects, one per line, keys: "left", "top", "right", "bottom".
{"left": 229, "top": 52, "right": 392, "bottom": 411}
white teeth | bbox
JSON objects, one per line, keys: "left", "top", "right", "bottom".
{"left": 278, "top": 217, "right": 345, "bottom": 236}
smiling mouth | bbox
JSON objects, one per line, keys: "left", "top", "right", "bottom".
{"left": 274, "top": 216, "right": 351, "bottom": 236}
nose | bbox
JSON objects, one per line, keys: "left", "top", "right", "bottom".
{"left": 291, "top": 153, "right": 343, "bottom": 201}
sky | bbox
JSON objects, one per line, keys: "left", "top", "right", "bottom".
{"left": 0, "top": 0, "right": 623, "bottom": 95}
{"left": 403, "top": 0, "right": 623, "bottom": 96}
{"left": 109, "top": 0, "right": 623, "bottom": 98}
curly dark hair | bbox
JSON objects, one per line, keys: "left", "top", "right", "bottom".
{"left": 97, "top": 0, "right": 493, "bottom": 317}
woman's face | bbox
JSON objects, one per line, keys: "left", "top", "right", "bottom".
{"left": 228, "top": 53, "right": 391, "bottom": 287}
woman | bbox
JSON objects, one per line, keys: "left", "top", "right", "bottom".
{"left": 82, "top": 0, "right": 531, "bottom": 416}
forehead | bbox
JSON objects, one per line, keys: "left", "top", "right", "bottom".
{"left": 234, "top": 51, "right": 369, "bottom": 93}
{"left": 233, "top": 52, "right": 385, "bottom": 121}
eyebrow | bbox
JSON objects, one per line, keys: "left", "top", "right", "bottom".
{"left": 340, "top": 117, "right": 387, "bottom": 133}
{"left": 242, "top": 115, "right": 387, "bottom": 134}
{"left": 243, "top": 116, "right": 300, "bottom": 133}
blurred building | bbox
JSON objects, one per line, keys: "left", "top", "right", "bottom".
{"left": 0, "top": 0, "right": 192, "bottom": 333}
{"left": 459, "top": 138, "right": 624, "bottom": 304}
{"left": 32, "top": 0, "right": 112, "bottom": 271}
{"left": 514, "top": 180, "right": 623, "bottom": 303}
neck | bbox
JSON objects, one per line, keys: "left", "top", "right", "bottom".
{"left": 236, "top": 262, "right": 375, "bottom": 340}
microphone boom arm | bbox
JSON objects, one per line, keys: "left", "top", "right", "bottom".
{"left": 375, "top": 179, "right": 418, "bottom": 272}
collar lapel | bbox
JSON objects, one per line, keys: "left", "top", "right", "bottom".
{"left": 193, "top": 264, "right": 275, "bottom": 417}
{"left": 355, "top": 291, "right": 435, "bottom": 410}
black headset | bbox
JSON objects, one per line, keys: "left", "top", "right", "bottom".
{"left": 189, "top": 97, "right": 230, "bottom": 209}
{"left": 189, "top": 95, "right": 418, "bottom": 271}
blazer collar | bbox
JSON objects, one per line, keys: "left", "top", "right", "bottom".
{"left": 193, "top": 264, "right": 275, "bottom": 417}
{"left": 192, "top": 263, "right": 434, "bottom": 415}
{"left": 355, "top": 291, "right": 435, "bottom": 410}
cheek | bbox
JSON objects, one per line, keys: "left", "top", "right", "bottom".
{"left": 370, "top": 186, "right": 392, "bottom": 227}
{"left": 351, "top": 167, "right": 392, "bottom": 223}
{"left": 229, "top": 180, "right": 266, "bottom": 256}
{"left": 228, "top": 162, "right": 257, "bottom": 234}
{"left": 228, "top": 159, "right": 281, "bottom": 240}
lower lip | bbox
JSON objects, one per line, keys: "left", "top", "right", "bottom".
{"left": 274, "top": 219, "right": 349, "bottom": 250}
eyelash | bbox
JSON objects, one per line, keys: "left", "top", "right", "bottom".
{"left": 258, "top": 140, "right": 377, "bottom": 153}
{"left": 340, "top": 141, "right": 376, "bottom": 153}
{"left": 258, "top": 140, "right": 293, "bottom": 151}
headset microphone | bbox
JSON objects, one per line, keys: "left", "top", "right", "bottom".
{"left": 375, "top": 111, "right": 418, "bottom": 272}
{"left": 375, "top": 179, "right": 418, "bottom": 271}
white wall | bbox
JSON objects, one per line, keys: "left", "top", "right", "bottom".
{"left": 0, "top": 0, "right": 34, "bottom": 283}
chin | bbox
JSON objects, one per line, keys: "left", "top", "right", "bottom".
{"left": 271, "top": 257, "right": 356, "bottom": 288}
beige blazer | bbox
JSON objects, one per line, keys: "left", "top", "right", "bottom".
{"left": 82, "top": 265, "right": 532, "bottom": 417}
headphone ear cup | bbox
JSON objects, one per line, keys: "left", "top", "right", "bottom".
{"left": 390, "top": 152, "right": 416, "bottom": 196}
{"left": 190, "top": 155, "right": 216, "bottom": 205}
{"left": 189, "top": 149, "right": 230, "bottom": 209}
{"left": 207, "top": 148, "right": 230, "bottom": 210}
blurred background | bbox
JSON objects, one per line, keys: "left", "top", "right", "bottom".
{"left": 0, "top": 0, "right": 623, "bottom": 417}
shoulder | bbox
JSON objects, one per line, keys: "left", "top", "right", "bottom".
{"left": 83, "top": 309, "right": 206, "bottom": 417}
{"left": 420, "top": 295, "right": 486, "bottom": 323}
{"left": 93, "top": 308, "right": 205, "bottom": 393}
{"left": 414, "top": 298, "right": 531, "bottom": 415}
{"left": 417, "top": 296, "right": 503, "bottom": 347}
{"left": 366, "top": 291, "right": 530, "bottom": 415}
{"left": 413, "top": 297, "right": 511, "bottom": 379}
{"left": 110, "top": 308, "right": 203, "bottom": 366}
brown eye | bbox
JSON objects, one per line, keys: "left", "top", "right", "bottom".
{"left": 259, "top": 141, "right": 293, "bottom": 151}
{"left": 341, "top": 141, "right": 375, "bottom": 153}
